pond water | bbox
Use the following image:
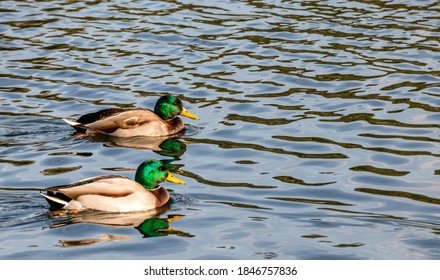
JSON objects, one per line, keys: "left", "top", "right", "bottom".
{"left": 0, "top": 0, "right": 439, "bottom": 260}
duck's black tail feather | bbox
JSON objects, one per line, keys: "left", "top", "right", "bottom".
{"left": 41, "top": 191, "right": 72, "bottom": 210}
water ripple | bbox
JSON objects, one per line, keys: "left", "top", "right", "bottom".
{"left": 0, "top": 0, "right": 439, "bottom": 260}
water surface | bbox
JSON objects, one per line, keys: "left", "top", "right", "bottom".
{"left": 0, "top": 0, "right": 439, "bottom": 260}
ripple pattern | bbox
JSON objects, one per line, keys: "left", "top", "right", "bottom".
{"left": 0, "top": 0, "right": 439, "bottom": 259}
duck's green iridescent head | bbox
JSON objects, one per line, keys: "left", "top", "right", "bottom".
{"left": 135, "top": 160, "right": 185, "bottom": 189}
{"left": 154, "top": 95, "right": 199, "bottom": 121}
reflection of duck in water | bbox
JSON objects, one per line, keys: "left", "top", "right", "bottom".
{"left": 48, "top": 204, "right": 169, "bottom": 227}
{"left": 63, "top": 95, "right": 199, "bottom": 137}
{"left": 154, "top": 138, "right": 188, "bottom": 158}
{"left": 98, "top": 136, "right": 188, "bottom": 158}
{"left": 49, "top": 211, "right": 192, "bottom": 247}
{"left": 136, "top": 215, "right": 193, "bottom": 238}
{"left": 58, "top": 234, "right": 131, "bottom": 247}
{"left": 41, "top": 160, "right": 185, "bottom": 212}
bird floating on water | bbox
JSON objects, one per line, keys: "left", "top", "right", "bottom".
{"left": 63, "top": 95, "right": 199, "bottom": 137}
{"left": 41, "top": 160, "right": 185, "bottom": 212}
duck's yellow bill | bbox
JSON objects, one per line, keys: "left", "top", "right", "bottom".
{"left": 166, "top": 172, "right": 185, "bottom": 185}
{"left": 180, "top": 107, "right": 200, "bottom": 120}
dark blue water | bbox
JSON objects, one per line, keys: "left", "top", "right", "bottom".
{"left": 0, "top": 0, "right": 439, "bottom": 259}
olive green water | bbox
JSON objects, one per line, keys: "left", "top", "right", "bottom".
{"left": 0, "top": 0, "right": 439, "bottom": 259}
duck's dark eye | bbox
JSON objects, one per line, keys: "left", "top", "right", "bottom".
{"left": 158, "top": 166, "right": 165, "bottom": 172}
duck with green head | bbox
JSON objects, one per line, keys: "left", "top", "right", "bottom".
{"left": 41, "top": 160, "right": 185, "bottom": 212}
{"left": 63, "top": 95, "right": 199, "bottom": 137}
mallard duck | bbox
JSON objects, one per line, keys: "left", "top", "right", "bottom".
{"left": 41, "top": 160, "right": 185, "bottom": 212}
{"left": 63, "top": 95, "right": 199, "bottom": 137}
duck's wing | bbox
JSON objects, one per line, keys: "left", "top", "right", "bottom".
{"left": 45, "top": 175, "right": 144, "bottom": 199}
{"left": 81, "top": 109, "right": 167, "bottom": 134}
{"left": 63, "top": 108, "right": 127, "bottom": 132}
{"left": 77, "top": 108, "right": 128, "bottom": 124}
